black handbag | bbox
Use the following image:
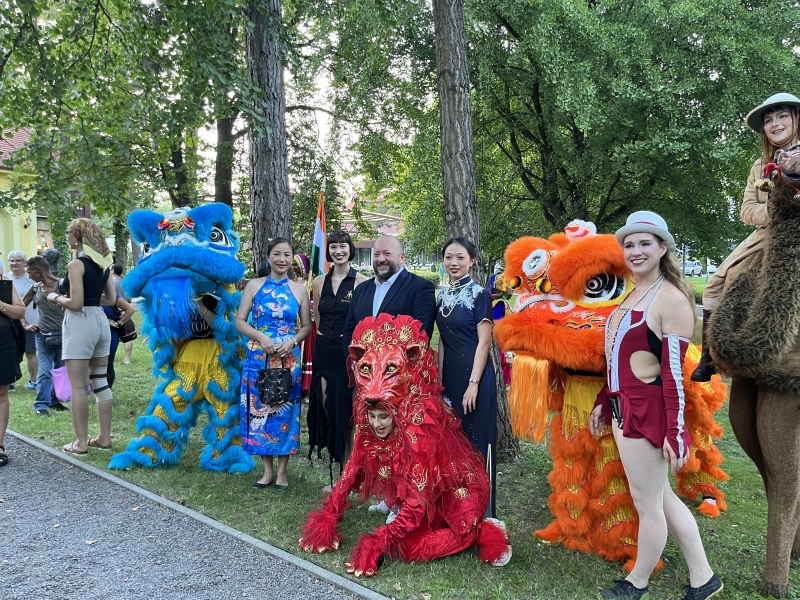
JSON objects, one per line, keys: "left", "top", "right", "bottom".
{"left": 256, "top": 356, "right": 292, "bottom": 407}
{"left": 119, "top": 319, "right": 137, "bottom": 343}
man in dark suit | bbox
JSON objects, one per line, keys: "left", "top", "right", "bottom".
{"left": 343, "top": 235, "right": 436, "bottom": 352}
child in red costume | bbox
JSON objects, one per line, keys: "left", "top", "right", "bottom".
{"left": 299, "top": 314, "right": 511, "bottom": 576}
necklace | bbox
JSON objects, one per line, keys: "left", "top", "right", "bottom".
{"left": 439, "top": 276, "right": 475, "bottom": 318}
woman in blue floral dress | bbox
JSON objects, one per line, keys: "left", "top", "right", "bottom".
{"left": 236, "top": 238, "right": 312, "bottom": 490}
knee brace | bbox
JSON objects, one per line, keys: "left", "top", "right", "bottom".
{"left": 89, "top": 366, "right": 113, "bottom": 403}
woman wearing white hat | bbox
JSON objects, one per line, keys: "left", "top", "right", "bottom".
{"left": 590, "top": 211, "right": 722, "bottom": 600}
{"left": 692, "top": 92, "right": 800, "bottom": 381}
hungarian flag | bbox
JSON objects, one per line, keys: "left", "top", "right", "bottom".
{"left": 309, "top": 190, "right": 329, "bottom": 282}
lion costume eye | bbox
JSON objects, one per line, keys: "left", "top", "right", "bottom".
{"left": 360, "top": 364, "right": 371, "bottom": 373}
{"left": 209, "top": 226, "right": 233, "bottom": 247}
{"left": 580, "top": 273, "right": 628, "bottom": 305}
{"left": 386, "top": 365, "right": 397, "bottom": 374}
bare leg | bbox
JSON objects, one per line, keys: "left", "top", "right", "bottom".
{"left": 320, "top": 376, "right": 328, "bottom": 410}
{"left": 26, "top": 351, "right": 38, "bottom": 384}
{"left": 275, "top": 455, "right": 289, "bottom": 487}
{"left": 0, "top": 385, "right": 9, "bottom": 447}
{"left": 123, "top": 341, "right": 133, "bottom": 364}
{"left": 90, "top": 356, "right": 112, "bottom": 447}
{"left": 66, "top": 358, "right": 90, "bottom": 452}
{"left": 663, "top": 480, "right": 714, "bottom": 586}
{"left": 257, "top": 456, "right": 274, "bottom": 485}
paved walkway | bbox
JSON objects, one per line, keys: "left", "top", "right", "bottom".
{"left": 0, "top": 435, "right": 382, "bottom": 600}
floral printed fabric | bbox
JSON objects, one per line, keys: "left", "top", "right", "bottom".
{"left": 240, "top": 277, "right": 301, "bottom": 456}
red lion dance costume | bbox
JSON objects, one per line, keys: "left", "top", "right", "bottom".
{"left": 494, "top": 221, "right": 728, "bottom": 569}
{"left": 299, "top": 314, "right": 512, "bottom": 576}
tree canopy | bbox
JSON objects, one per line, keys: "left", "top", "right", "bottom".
{"left": 1, "top": 0, "right": 798, "bottom": 262}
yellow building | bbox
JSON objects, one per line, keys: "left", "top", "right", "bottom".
{"left": 0, "top": 129, "right": 53, "bottom": 269}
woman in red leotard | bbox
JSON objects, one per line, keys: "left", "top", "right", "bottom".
{"left": 590, "top": 211, "right": 722, "bottom": 600}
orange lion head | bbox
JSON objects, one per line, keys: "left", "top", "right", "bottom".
{"left": 495, "top": 220, "right": 632, "bottom": 373}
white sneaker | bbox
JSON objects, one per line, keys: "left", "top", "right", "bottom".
{"left": 368, "top": 500, "right": 390, "bottom": 515}
{"left": 491, "top": 546, "right": 512, "bottom": 567}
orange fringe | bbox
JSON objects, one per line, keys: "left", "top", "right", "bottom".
{"left": 508, "top": 355, "right": 553, "bottom": 442}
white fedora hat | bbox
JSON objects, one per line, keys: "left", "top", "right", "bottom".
{"left": 615, "top": 211, "right": 675, "bottom": 250}
{"left": 745, "top": 93, "right": 800, "bottom": 134}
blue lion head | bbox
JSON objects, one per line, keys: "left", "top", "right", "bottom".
{"left": 123, "top": 204, "right": 244, "bottom": 342}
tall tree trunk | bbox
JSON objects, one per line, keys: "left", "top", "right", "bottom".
{"left": 432, "top": 0, "right": 519, "bottom": 461}
{"left": 215, "top": 115, "right": 236, "bottom": 207}
{"left": 112, "top": 213, "right": 130, "bottom": 270}
{"left": 246, "top": 0, "right": 291, "bottom": 270}
{"left": 130, "top": 236, "right": 140, "bottom": 266}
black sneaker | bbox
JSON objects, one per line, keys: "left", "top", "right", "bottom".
{"left": 682, "top": 574, "right": 723, "bottom": 600}
{"left": 50, "top": 402, "right": 69, "bottom": 412}
{"left": 35, "top": 409, "right": 50, "bottom": 417}
{"left": 599, "top": 580, "right": 649, "bottom": 599}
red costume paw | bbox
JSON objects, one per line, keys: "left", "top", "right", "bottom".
{"left": 299, "top": 501, "right": 342, "bottom": 553}
{"left": 347, "top": 530, "right": 390, "bottom": 577}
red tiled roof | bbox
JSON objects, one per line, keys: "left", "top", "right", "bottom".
{"left": 0, "top": 128, "right": 31, "bottom": 170}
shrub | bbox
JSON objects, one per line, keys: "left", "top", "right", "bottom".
{"left": 412, "top": 270, "right": 441, "bottom": 285}
{"left": 690, "top": 282, "right": 704, "bottom": 305}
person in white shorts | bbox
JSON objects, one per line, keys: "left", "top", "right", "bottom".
{"left": 47, "top": 218, "right": 116, "bottom": 455}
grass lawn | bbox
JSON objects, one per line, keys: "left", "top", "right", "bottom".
{"left": 7, "top": 326, "right": 797, "bottom": 599}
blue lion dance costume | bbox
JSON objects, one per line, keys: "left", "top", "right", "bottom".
{"left": 109, "top": 204, "right": 256, "bottom": 473}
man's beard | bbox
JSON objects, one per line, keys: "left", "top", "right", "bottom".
{"left": 375, "top": 262, "right": 399, "bottom": 283}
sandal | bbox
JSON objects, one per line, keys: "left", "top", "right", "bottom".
{"left": 0, "top": 445, "right": 7, "bottom": 467}
{"left": 63, "top": 442, "right": 88, "bottom": 456}
{"left": 88, "top": 437, "right": 112, "bottom": 450}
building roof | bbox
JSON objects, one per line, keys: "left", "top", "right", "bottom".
{"left": 341, "top": 208, "right": 403, "bottom": 237}
{"left": 0, "top": 128, "right": 31, "bottom": 170}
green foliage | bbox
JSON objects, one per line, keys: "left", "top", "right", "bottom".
{"left": 466, "top": 0, "right": 800, "bottom": 260}
{"left": 311, "top": 0, "right": 799, "bottom": 263}
{"left": 410, "top": 269, "right": 440, "bottom": 285}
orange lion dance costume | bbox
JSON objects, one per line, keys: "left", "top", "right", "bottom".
{"left": 299, "top": 314, "right": 512, "bottom": 576}
{"left": 494, "top": 221, "right": 728, "bottom": 568}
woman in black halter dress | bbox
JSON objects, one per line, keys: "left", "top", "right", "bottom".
{"left": 307, "top": 231, "right": 367, "bottom": 489}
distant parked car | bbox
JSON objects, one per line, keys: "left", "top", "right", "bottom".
{"left": 683, "top": 260, "right": 702, "bottom": 277}
{"left": 707, "top": 262, "right": 718, "bottom": 275}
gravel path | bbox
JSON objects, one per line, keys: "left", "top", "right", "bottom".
{"left": 0, "top": 436, "right": 359, "bottom": 600}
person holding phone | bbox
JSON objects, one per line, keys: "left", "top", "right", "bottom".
{"left": 0, "top": 275, "right": 27, "bottom": 466}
